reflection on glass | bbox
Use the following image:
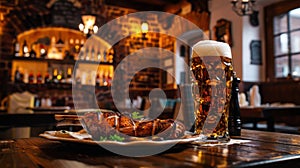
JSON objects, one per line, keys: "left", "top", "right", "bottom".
{"left": 273, "top": 14, "right": 287, "bottom": 34}
{"left": 290, "top": 8, "right": 300, "bottom": 31}
{"left": 292, "top": 54, "right": 300, "bottom": 77}
{"left": 291, "top": 31, "right": 300, "bottom": 53}
{"left": 275, "top": 56, "right": 289, "bottom": 78}
{"left": 274, "top": 34, "right": 288, "bottom": 56}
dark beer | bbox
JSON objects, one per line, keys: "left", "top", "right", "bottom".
{"left": 191, "top": 40, "right": 233, "bottom": 142}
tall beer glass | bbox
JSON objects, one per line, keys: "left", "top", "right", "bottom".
{"left": 191, "top": 40, "right": 233, "bottom": 143}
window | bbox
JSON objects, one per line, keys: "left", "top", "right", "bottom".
{"left": 265, "top": 0, "right": 300, "bottom": 80}
{"left": 273, "top": 8, "right": 300, "bottom": 78}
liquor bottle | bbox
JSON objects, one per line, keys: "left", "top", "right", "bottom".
{"left": 34, "top": 95, "right": 41, "bottom": 107}
{"left": 29, "top": 46, "right": 37, "bottom": 58}
{"left": 59, "top": 70, "right": 65, "bottom": 83}
{"left": 14, "top": 66, "right": 21, "bottom": 83}
{"left": 56, "top": 70, "right": 64, "bottom": 83}
{"left": 74, "top": 69, "right": 80, "bottom": 84}
{"left": 97, "top": 50, "right": 101, "bottom": 61}
{"left": 228, "top": 72, "right": 242, "bottom": 137}
{"left": 53, "top": 68, "right": 58, "bottom": 83}
{"left": 28, "top": 71, "right": 35, "bottom": 84}
{"left": 45, "top": 96, "right": 52, "bottom": 107}
{"left": 96, "top": 73, "right": 100, "bottom": 86}
{"left": 103, "top": 71, "right": 108, "bottom": 86}
{"left": 79, "top": 47, "right": 85, "bottom": 60}
{"left": 108, "top": 49, "right": 114, "bottom": 63}
{"left": 91, "top": 46, "right": 95, "bottom": 61}
{"left": 23, "top": 70, "right": 28, "bottom": 83}
{"left": 36, "top": 72, "right": 43, "bottom": 84}
{"left": 85, "top": 47, "right": 90, "bottom": 60}
{"left": 41, "top": 97, "right": 46, "bottom": 107}
{"left": 22, "top": 40, "right": 29, "bottom": 57}
{"left": 14, "top": 39, "right": 20, "bottom": 57}
{"left": 66, "top": 67, "right": 72, "bottom": 83}
{"left": 40, "top": 44, "right": 47, "bottom": 58}
{"left": 44, "top": 72, "right": 51, "bottom": 83}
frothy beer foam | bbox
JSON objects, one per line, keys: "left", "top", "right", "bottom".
{"left": 192, "top": 40, "right": 232, "bottom": 59}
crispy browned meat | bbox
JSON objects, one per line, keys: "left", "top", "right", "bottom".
{"left": 80, "top": 111, "right": 185, "bottom": 140}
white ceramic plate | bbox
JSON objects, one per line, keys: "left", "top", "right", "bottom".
{"left": 39, "top": 131, "right": 198, "bottom": 147}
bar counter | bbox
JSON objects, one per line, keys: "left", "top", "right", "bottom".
{"left": 1, "top": 129, "right": 300, "bottom": 168}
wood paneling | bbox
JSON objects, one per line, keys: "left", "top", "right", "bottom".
{"left": 240, "top": 80, "right": 300, "bottom": 105}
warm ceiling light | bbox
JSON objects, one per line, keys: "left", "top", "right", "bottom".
{"left": 82, "top": 15, "right": 96, "bottom": 30}
{"left": 93, "top": 25, "right": 98, "bottom": 34}
{"left": 78, "top": 15, "right": 98, "bottom": 37}
{"left": 141, "top": 21, "right": 149, "bottom": 40}
{"left": 78, "top": 23, "right": 84, "bottom": 32}
{"left": 0, "top": 12, "right": 4, "bottom": 22}
{"left": 141, "top": 21, "right": 149, "bottom": 34}
{"left": 231, "top": 0, "right": 256, "bottom": 16}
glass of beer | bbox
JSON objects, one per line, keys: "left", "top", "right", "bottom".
{"left": 191, "top": 40, "right": 233, "bottom": 143}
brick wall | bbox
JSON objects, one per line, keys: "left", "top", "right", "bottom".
{"left": 0, "top": 1, "right": 210, "bottom": 102}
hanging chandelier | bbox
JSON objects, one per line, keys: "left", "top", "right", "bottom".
{"left": 231, "top": 0, "right": 256, "bottom": 16}
{"left": 78, "top": 14, "right": 98, "bottom": 36}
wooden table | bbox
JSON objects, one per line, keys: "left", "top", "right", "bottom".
{"left": 240, "top": 106, "right": 300, "bottom": 132}
{"left": 1, "top": 129, "right": 300, "bottom": 168}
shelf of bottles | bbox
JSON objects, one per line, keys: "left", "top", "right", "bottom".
{"left": 12, "top": 27, "right": 114, "bottom": 87}
{"left": 13, "top": 61, "right": 113, "bottom": 86}
{"left": 74, "top": 63, "right": 113, "bottom": 86}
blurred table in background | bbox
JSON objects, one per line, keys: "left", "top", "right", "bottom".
{"left": 0, "top": 111, "right": 81, "bottom": 139}
{"left": 240, "top": 106, "right": 300, "bottom": 133}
